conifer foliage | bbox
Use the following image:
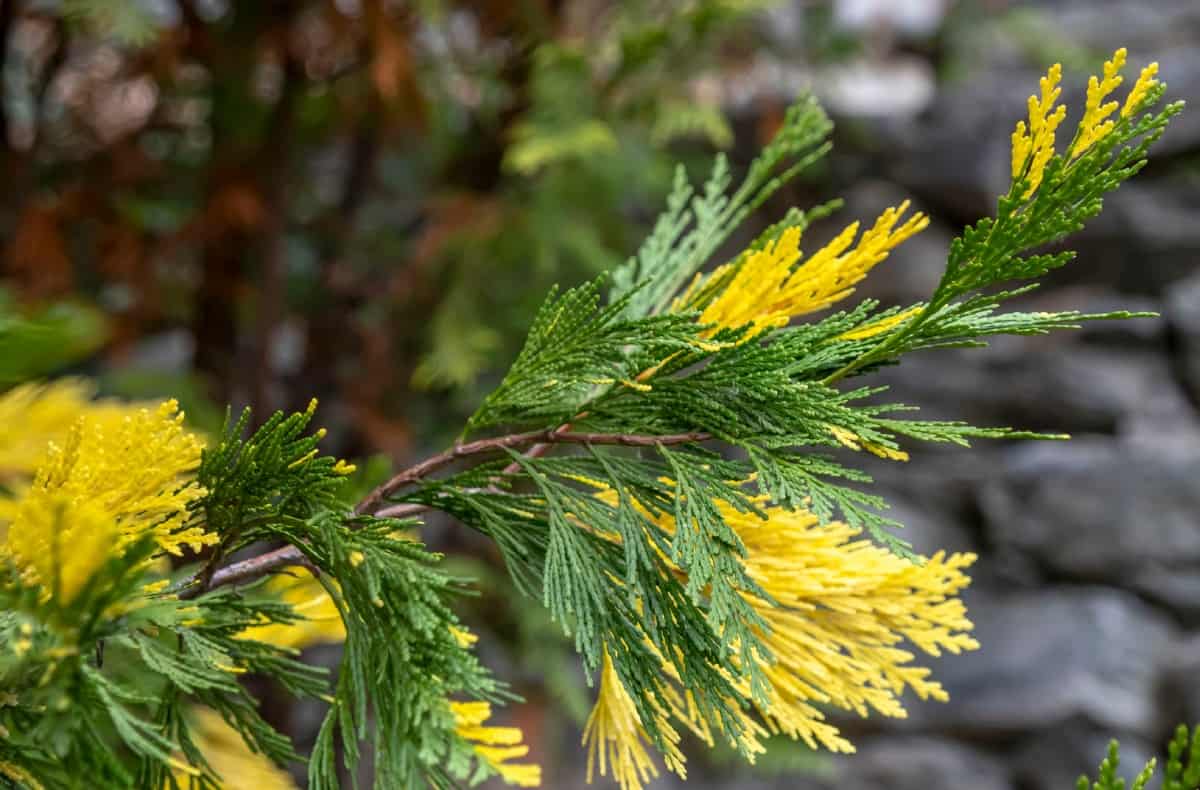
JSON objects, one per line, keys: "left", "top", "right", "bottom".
{"left": 1077, "top": 725, "right": 1200, "bottom": 790}
{"left": 0, "top": 49, "right": 1185, "bottom": 789}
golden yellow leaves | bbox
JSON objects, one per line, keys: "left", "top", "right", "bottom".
{"left": 451, "top": 700, "right": 542, "bottom": 787}
{"left": 1012, "top": 48, "right": 1162, "bottom": 200}
{"left": 583, "top": 650, "right": 684, "bottom": 790}
{"left": 730, "top": 506, "right": 977, "bottom": 751}
{"left": 5, "top": 495, "right": 122, "bottom": 604}
{"left": 828, "top": 424, "right": 910, "bottom": 462}
{"left": 581, "top": 490, "right": 977, "bottom": 789}
{"left": 1070, "top": 48, "right": 1128, "bottom": 158}
{"left": 237, "top": 568, "right": 346, "bottom": 650}
{"left": 697, "top": 203, "right": 928, "bottom": 336}
{"left": 837, "top": 305, "right": 923, "bottom": 342}
{"left": 1011, "top": 63, "right": 1067, "bottom": 198}
{"left": 3, "top": 398, "right": 210, "bottom": 602}
{"left": 1122, "top": 62, "right": 1161, "bottom": 119}
{"left": 0, "top": 379, "right": 142, "bottom": 481}
{"left": 175, "top": 709, "right": 298, "bottom": 790}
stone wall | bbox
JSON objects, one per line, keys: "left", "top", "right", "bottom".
{"left": 686, "top": 1, "right": 1200, "bottom": 787}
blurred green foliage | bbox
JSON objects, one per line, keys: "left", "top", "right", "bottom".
{"left": 0, "top": 0, "right": 785, "bottom": 458}
{"left": 0, "top": 290, "right": 108, "bottom": 384}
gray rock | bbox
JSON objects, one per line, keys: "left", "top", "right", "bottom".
{"left": 881, "top": 89, "right": 1016, "bottom": 218}
{"left": 1063, "top": 183, "right": 1200, "bottom": 294}
{"left": 1162, "top": 633, "right": 1200, "bottom": 725}
{"left": 980, "top": 440, "right": 1200, "bottom": 616}
{"left": 1013, "top": 724, "right": 1158, "bottom": 790}
{"left": 1044, "top": 0, "right": 1200, "bottom": 54}
{"left": 867, "top": 344, "right": 1199, "bottom": 436}
{"left": 832, "top": 0, "right": 949, "bottom": 39}
{"left": 595, "top": 737, "right": 1012, "bottom": 790}
{"left": 819, "top": 736, "right": 1013, "bottom": 790}
{"left": 817, "top": 56, "right": 937, "bottom": 119}
{"left": 1166, "top": 270, "right": 1200, "bottom": 408}
{"left": 903, "top": 587, "right": 1176, "bottom": 737}
{"left": 1098, "top": 183, "right": 1200, "bottom": 254}
{"left": 1167, "top": 271, "right": 1200, "bottom": 339}
{"left": 862, "top": 447, "right": 1005, "bottom": 538}
{"left": 122, "top": 329, "right": 195, "bottom": 373}
{"left": 886, "top": 496, "right": 977, "bottom": 556}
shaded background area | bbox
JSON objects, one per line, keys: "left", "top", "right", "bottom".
{"left": 2, "top": 0, "right": 1199, "bottom": 788}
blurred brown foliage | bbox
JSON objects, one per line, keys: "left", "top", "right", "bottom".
{"left": 0, "top": 0, "right": 765, "bottom": 458}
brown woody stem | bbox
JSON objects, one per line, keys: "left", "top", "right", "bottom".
{"left": 181, "top": 428, "right": 709, "bottom": 597}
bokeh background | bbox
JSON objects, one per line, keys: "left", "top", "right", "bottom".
{"left": 2, "top": 0, "right": 1198, "bottom": 787}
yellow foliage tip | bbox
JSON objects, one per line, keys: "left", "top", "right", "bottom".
{"left": 592, "top": 490, "right": 978, "bottom": 756}
{"left": 1122, "top": 61, "right": 1160, "bottom": 118}
{"left": 1, "top": 397, "right": 214, "bottom": 574}
{"left": 1012, "top": 48, "right": 1165, "bottom": 198}
{"left": 237, "top": 569, "right": 346, "bottom": 650}
{"left": 287, "top": 449, "right": 319, "bottom": 469}
{"left": 450, "top": 626, "right": 479, "bottom": 649}
{"left": 838, "top": 306, "right": 923, "bottom": 341}
{"left": 863, "top": 440, "right": 909, "bottom": 462}
{"left": 1071, "top": 48, "right": 1127, "bottom": 158}
{"left": 697, "top": 203, "right": 927, "bottom": 335}
{"left": 0, "top": 379, "right": 161, "bottom": 479}
{"left": 5, "top": 496, "right": 121, "bottom": 604}
{"left": 582, "top": 650, "right": 673, "bottom": 790}
{"left": 1011, "top": 62, "right": 1066, "bottom": 197}
{"left": 452, "top": 701, "right": 542, "bottom": 787}
{"left": 141, "top": 579, "right": 171, "bottom": 595}
{"left": 172, "top": 709, "right": 296, "bottom": 788}
{"left": 827, "top": 425, "right": 908, "bottom": 461}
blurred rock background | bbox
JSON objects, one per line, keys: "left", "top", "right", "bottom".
{"left": 1, "top": 0, "right": 1198, "bottom": 788}
{"left": 693, "top": 1, "right": 1200, "bottom": 789}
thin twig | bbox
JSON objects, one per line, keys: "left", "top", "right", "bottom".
{"left": 501, "top": 422, "right": 571, "bottom": 474}
{"left": 353, "top": 429, "right": 708, "bottom": 516}
{"left": 182, "top": 428, "right": 710, "bottom": 596}
{"left": 186, "top": 546, "right": 309, "bottom": 596}
{"left": 373, "top": 502, "right": 434, "bottom": 519}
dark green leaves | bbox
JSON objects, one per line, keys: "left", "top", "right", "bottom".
{"left": 466, "top": 278, "right": 711, "bottom": 433}
{"left": 197, "top": 403, "right": 351, "bottom": 544}
{"left": 254, "top": 512, "right": 506, "bottom": 790}
{"left": 398, "top": 454, "right": 763, "bottom": 762}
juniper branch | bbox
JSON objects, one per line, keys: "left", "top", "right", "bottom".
{"left": 352, "top": 428, "right": 710, "bottom": 515}
{"left": 183, "top": 427, "right": 711, "bottom": 597}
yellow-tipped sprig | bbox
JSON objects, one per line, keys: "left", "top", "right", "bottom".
{"left": 1012, "top": 48, "right": 1167, "bottom": 202}
{"left": 452, "top": 700, "right": 542, "bottom": 787}
{"left": 693, "top": 202, "right": 928, "bottom": 336}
